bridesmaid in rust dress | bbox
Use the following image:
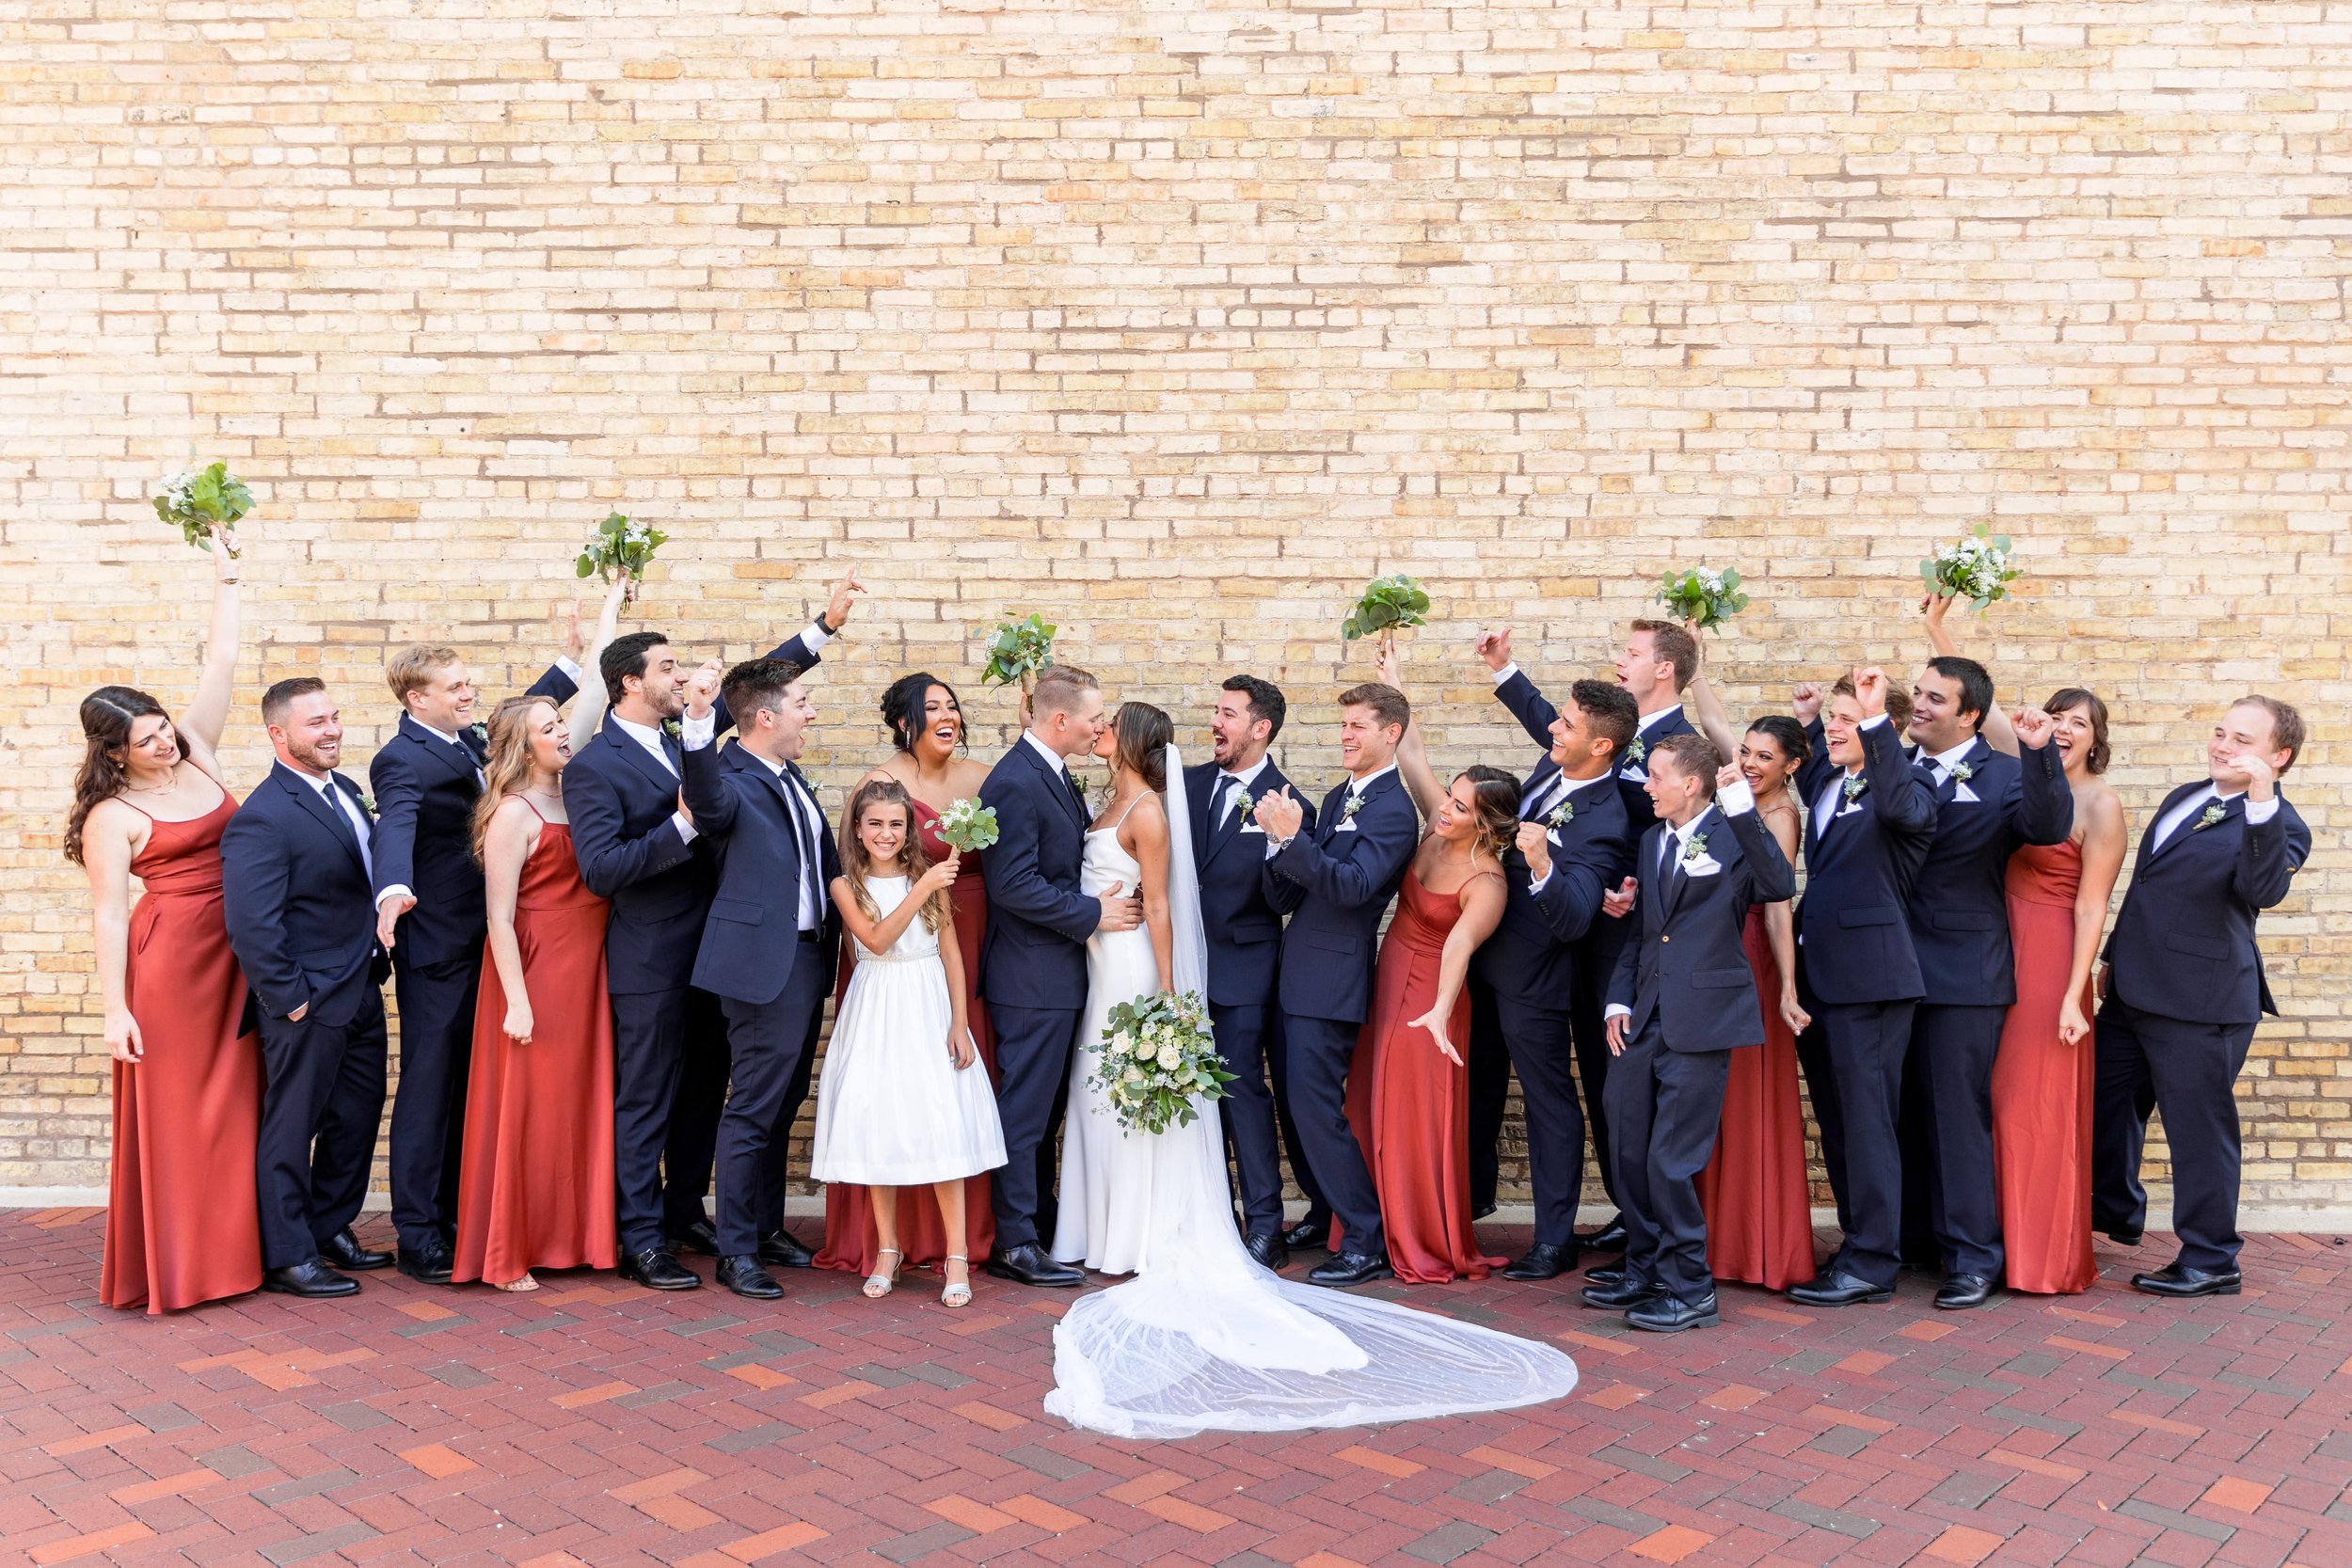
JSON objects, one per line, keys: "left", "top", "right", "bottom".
{"left": 453, "top": 587, "right": 627, "bottom": 1291}
{"left": 71, "top": 531, "right": 264, "bottom": 1313}
{"left": 1350, "top": 641, "right": 1513, "bottom": 1283}
{"left": 818, "top": 673, "right": 1000, "bottom": 1279}
{"left": 1682, "top": 686, "right": 1817, "bottom": 1292}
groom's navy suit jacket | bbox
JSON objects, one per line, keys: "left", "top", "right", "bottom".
{"left": 563, "top": 629, "right": 822, "bottom": 995}
{"left": 678, "top": 737, "right": 842, "bottom": 1006}
{"left": 222, "top": 762, "right": 392, "bottom": 1028}
{"left": 1186, "top": 759, "right": 1311, "bottom": 1009}
{"left": 1263, "top": 769, "right": 1419, "bottom": 1024}
{"left": 979, "top": 737, "right": 1100, "bottom": 1010}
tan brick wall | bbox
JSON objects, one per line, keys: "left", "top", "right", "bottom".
{"left": 2, "top": 2, "right": 2344, "bottom": 1209}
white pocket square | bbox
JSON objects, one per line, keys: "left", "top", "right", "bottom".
{"left": 1334, "top": 819, "right": 1358, "bottom": 832}
{"left": 1547, "top": 828, "right": 1564, "bottom": 847}
{"left": 1240, "top": 822, "right": 1265, "bottom": 834}
{"left": 1836, "top": 803, "right": 1867, "bottom": 818}
{"left": 1952, "top": 783, "right": 1981, "bottom": 803}
{"left": 1682, "top": 856, "right": 1724, "bottom": 878}
{"left": 1622, "top": 767, "right": 1648, "bottom": 784}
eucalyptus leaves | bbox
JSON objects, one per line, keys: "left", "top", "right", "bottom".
{"left": 1923, "top": 525, "right": 2022, "bottom": 612}
{"left": 1654, "top": 565, "right": 1749, "bottom": 633}
{"left": 1342, "top": 575, "right": 1431, "bottom": 642}
{"left": 576, "top": 512, "right": 667, "bottom": 600}
{"left": 153, "top": 462, "right": 252, "bottom": 556}
{"left": 978, "top": 612, "right": 1057, "bottom": 694}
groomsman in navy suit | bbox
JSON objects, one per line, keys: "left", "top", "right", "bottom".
{"left": 1458, "top": 638, "right": 1637, "bottom": 1280}
{"left": 366, "top": 618, "right": 584, "bottom": 1286}
{"left": 1187, "top": 675, "right": 1315, "bottom": 1270}
{"left": 1785, "top": 668, "right": 1939, "bottom": 1307}
{"left": 222, "top": 678, "right": 396, "bottom": 1298}
{"left": 1589, "top": 734, "right": 1797, "bottom": 1331}
{"left": 978, "top": 665, "right": 1145, "bottom": 1288}
{"left": 1254, "top": 683, "right": 1421, "bottom": 1288}
{"left": 676, "top": 657, "right": 843, "bottom": 1299}
{"left": 2093, "top": 697, "right": 2311, "bottom": 1298}
{"left": 564, "top": 574, "right": 857, "bottom": 1291}
{"left": 1896, "top": 656, "right": 2073, "bottom": 1309}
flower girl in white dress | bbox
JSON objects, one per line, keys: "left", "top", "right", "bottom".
{"left": 813, "top": 779, "right": 1007, "bottom": 1307}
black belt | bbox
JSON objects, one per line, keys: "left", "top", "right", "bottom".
{"left": 795, "top": 927, "right": 822, "bottom": 943}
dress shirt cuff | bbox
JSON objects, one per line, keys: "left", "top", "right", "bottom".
{"left": 1527, "top": 872, "right": 1550, "bottom": 895}
{"left": 802, "top": 620, "right": 834, "bottom": 650}
{"left": 1604, "top": 1004, "right": 1631, "bottom": 1022}
{"left": 670, "top": 811, "right": 699, "bottom": 845}
{"left": 1716, "top": 777, "right": 1756, "bottom": 816}
{"left": 2245, "top": 796, "right": 2280, "bottom": 826}
{"left": 680, "top": 710, "right": 718, "bottom": 750}
{"left": 1263, "top": 834, "right": 1292, "bottom": 860}
{"left": 554, "top": 655, "right": 582, "bottom": 683}
{"left": 1859, "top": 713, "right": 1889, "bottom": 732}
{"left": 375, "top": 884, "right": 414, "bottom": 907}
{"left": 1490, "top": 662, "right": 1519, "bottom": 687}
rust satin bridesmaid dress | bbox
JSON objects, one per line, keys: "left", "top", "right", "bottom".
{"left": 1694, "top": 906, "right": 1818, "bottom": 1291}
{"left": 1990, "top": 838, "right": 2095, "bottom": 1294}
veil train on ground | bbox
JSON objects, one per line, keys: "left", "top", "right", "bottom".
{"left": 1041, "top": 743, "right": 1581, "bottom": 1440}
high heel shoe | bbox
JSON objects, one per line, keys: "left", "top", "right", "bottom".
{"left": 941, "top": 1254, "right": 972, "bottom": 1308}
{"left": 494, "top": 1272, "right": 539, "bottom": 1293}
{"left": 863, "top": 1247, "right": 902, "bottom": 1299}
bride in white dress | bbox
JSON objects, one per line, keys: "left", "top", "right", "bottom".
{"left": 1043, "top": 701, "right": 1580, "bottom": 1439}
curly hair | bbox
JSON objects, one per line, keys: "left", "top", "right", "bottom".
{"left": 1457, "top": 764, "right": 1522, "bottom": 863}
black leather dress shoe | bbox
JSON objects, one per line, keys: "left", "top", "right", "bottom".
{"left": 1307, "top": 1251, "right": 1393, "bottom": 1288}
{"left": 264, "top": 1259, "right": 360, "bottom": 1298}
{"left": 1502, "top": 1243, "right": 1578, "bottom": 1282}
{"left": 717, "top": 1255, "right": 784, "bottom": 1300}
{"left": 1788, "top": 1269, "right": 1893, "bottom": 1307}
{"left": 2131, "top": 1260, "right": 2241, "bottom": 1298}
{"left": 619, "top": 1247, "right": 701, "bottom": 1291}
{"left": 2100, "top": 1225, "right": 2144, "bottom": 1247}
{"left": 1575, "top": 1217, "right": 1629, "bottom": 1254}
{"left": 757, "top": 1228, "right": 815, "bottom": 1270}
{"left": 1583, "top": 1263, "right": 1627, "bottom": 1287}
{"left": 1626, "top": 1291, "right": 1719, "bottom": 1333}
{"left": 1579, "top": 1275, "right": 1658, "bottom": 1310}
{"left": 985, "top": 1243, "right": 1086, "bottom": 1288}
{"left": 667, "top": 1218, "right": 722, "bottom": 1257}
{"left": 1244, "top": 1232, "right": 1289, "bottom": 1271}
{"left": 1934, "top": 1273, "right": 1995, "bottom": 1310}
{"left": 1281, "top": 1218, "right": 1331, "bottom": 1252}
{"left": 397, "top": 1238, "right": 455, "bottom": 1286}
{"left": 318, "top": 1228, "right": 391, "bottom": 1272}
{"left": 1471, "top": 1202, "right": 1497, "bottom": 1222}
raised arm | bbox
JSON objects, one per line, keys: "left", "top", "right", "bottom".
{"left": 1407, "top": 870, "right": 1505, "bottom": 1065}
{"left": 1684, "top": 642, "right": 1738, "bottom": 759}
{"left": 1921, "top": 592, "right": 2019, "bottom": 755}
{"left": 178, "top": 529, "right": 243, "bottom": 767}
{"left": 564, "top": 579, "right": 629, "bottom": 743}
{"left": 2006, "top": 707, "right": 2074, "bottom": 847}
{"left": 1854, "top": 668, "right": 1937, "bottom": 840}
{"left": 1375, "top": 637, "right": 1446, "bottom": 821}
{"left": 1477, "top": 626, "right": 1562, "bottom": 750}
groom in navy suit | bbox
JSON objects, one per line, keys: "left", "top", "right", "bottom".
{"left": 564, "top": 575, "right": 857, "bottom": 1291}
{"left": 1254, "top": 682, "right": 1421, "bottom": 1288}
{"left": 366, "top": 621, "right": 583, "bottom": 1286}
{"left": 978, "top": 665, "right": 1145, "bottom": 1288}
{"left": 2093, "top": 697, "right": 2311, "bottom": 1298}
{"left": 1187, "top": 675, "right": 1314, "bottom": 1270}
{"left": 222, "top": 678, "right": 396, "bottom": 1298}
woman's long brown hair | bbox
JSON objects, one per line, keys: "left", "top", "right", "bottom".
{"left": 65, "top": 686, "right": 171, "bottom": 866}
{"left": 470, "top": 695, "right": 560, "bottom": 863}
{"left": 838, "top": 777, "right": 946, "bottom": 933}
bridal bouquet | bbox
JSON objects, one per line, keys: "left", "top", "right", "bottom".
{"left": 152, "top": 461, "right": 253, "bottom": 556}
{"left": 1342, "top": 574, "right": 1431, "bottom": 641}
{"left": 1921, "top": 525, "right": 2021, "bottom": 612}
{"left": 1088, "top": 990, "right": 1232, "bottom": 1135}
{"left": 978, "top": 612, "right": 1057, "bottom": 694}
{"left": 576, "top": 511, "right": 667, "bottom": 600}
{"left": 935, "top": 798, "right": 1000, "bottom": 853}
{"left": 1654, "top": 564, "right": 1748, "bottom": 633}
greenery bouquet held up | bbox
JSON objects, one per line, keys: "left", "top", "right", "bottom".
{"left": 935, "top": 798, "right": 1001, "bottom": 854}
{"left": 1087, "top": 990, "right": 1232, "bottom": 1135}
{"left": 1655, "top": 565, "right": 1749, "bottom": 633}
{"left": 1922, "top": 524, "right": 2022, "bottom": 612}
{"left": 978, "top": 612, "right": 1057, "bottom": 696}
{"left": 152, "top": 461, "right": 252, "bottom": 556}
{"left": 576, "top": 511, "right": 667, "bottom": 601}
{"left": 1342, "top": 574, "right": 1430, "bottom": 642}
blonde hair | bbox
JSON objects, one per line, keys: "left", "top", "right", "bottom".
{"left": 387, "top": 643, "right": 461, "bottom": 706}
{"left": 470, "top": 695, "right": 559, "bottom": 862}
{"left": 838, "top": 777, "right": 946, "bottom": 933}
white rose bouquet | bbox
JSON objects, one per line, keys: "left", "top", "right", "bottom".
{"left": 936, "top": 798, "right": 1000, "bottom": 854}
{"left": 1921, "top": 525, "right": 2021, "bottom": 612}
{"left": 1087, "top": 990, "right": 1232, "bottom": 1135}
{"left": 1654, "top": 564, "right": 1748, "bottom": 633}
{"left": 576, "top": 511, "right": 668, "bottom": 601}
{"left": 153, "top": 461, "right": 253, "bottom": 556}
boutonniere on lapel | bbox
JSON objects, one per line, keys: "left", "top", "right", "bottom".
{"left": 1947, "top": 760, "right": 1974, "bottom": 784}
{"left": 661, "top": 717, "right": 683, "bottom": 741}
{"left": 468, "top": 721, "right": 489, "bottom": 747}
{"left": 1342, "top": 793, "right": 1365, "bottom": 823}
{"left": 1546, "top": 798, "right": 1575, "bottom": 829}
{"left": 1681, "top": 832, "right": 1709, "bottom": 863}
{"left": 1234, "top": 790, "right": 1257, "bottom": 821}
{"left": 1072, "top": 772, "right": 1091, "bottom": 804}
{"left": 357, "top": 790, "right": 376, "bottom": 815}
{"left": 2193, "top": 800, "right": 2230, "bottom": 832}
{"left": 1841, "top": 774, "right": 1868, "bottom": 805}
{"left": 1623, "top": 736, "right": 1647, "bottom": 767}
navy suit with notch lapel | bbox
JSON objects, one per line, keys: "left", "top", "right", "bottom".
{"left": 1263, "top": 768, "right": 1418, "bottom": 1257}
{"left": 1788, "top": 715, "right": 1938, "bottom": 1289}
{"left": 221, "top": 762, "right": 394, "bottom": 1269}
{"left": 679, "top": 734, "right": 843, "bottom": 1255}
{"left": 978, "top": 736, "right": 1103, "bottom": 1250}
{"left": 2092, "top": 781, "right": 2310, "bottom": 1271}
{"left": 1895, "top": 735, "right": 2073, "bottom": 1280}
{"left": 561, "top": 627, "right": 824, "bottom": 1255}
{"left": 1187, "top": 758, "right": 1315, "bottom": 1237}
{"left": 1603, "top": 798, "right": 1796, "bottom": 1304}
{"left": 370, "top": 662, "right": 575, "bottom": 1254}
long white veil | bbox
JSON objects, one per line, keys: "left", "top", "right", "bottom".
{"left": 1041, "top": 743, "right": 1581, "bottom": 1439}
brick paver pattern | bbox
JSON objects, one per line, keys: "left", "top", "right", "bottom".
{"left": 5, "top": 1213, "right": 2345, "bottom": 1565}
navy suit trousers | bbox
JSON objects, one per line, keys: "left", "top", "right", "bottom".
{"left": 989, "top": 1003, "right": 1083, "bottom": 1250}
{"left": 1603, "top": 1018, "right": 1731, "bottom": 1306}
{"left": 714, "top": 945, "right": 829, "bottom": 1256}
{"left": 1280, "top": 1013, "right": 1384, "bottom": 1257}
{"left": 387, "top": 946, "right": 479, "bottom": 1250}
{"left": 2092, "top": 1000, "right": 2252, "bottom": 1272}
{"left": 255, "top": 992, "right": 389, "bottom": 1270}
{"left": 1211, "top": 1000, "right": 1286, "bottom": 1235}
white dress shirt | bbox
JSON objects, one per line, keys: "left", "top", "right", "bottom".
{"left": 1812, "top": 713, "right": 1892, "bottom": 839}
{"left": 301, "top": 770, "right": 374, "bottom": 882}
{"left": 1602, "top": 784, "right": 1756, "bottom": 1022}
{"left": 1522, "top": 770, "right": 1617, "bottom": 895}
{"left": 1266, "top": 762, "right": 1396, "bottom": 857}
{"left": 1921, "top": 736, "right": 1977, "bottom": 784}
{"left": 680, "top": 710, "right": 822, "bottom": 929}
{"left": 1024, "top": 730, "right": 1073, "bottom": 779}
{"left": 1213, "top": 754, "right": 1271, "bottom": 830}
{"left": 612, "top": 711, "right": 697, "bottom": 845}
{"left": 2151, "top": 784, "right": 2277, "bottom": 853}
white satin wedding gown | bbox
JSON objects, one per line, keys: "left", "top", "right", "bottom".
{"left": 1042, "top": 746, "right": 1581, "bottom": 1440}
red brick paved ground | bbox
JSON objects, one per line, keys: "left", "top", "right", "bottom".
{"left": 5, "top": 1212, "right": 2346, "bottom": 1566}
